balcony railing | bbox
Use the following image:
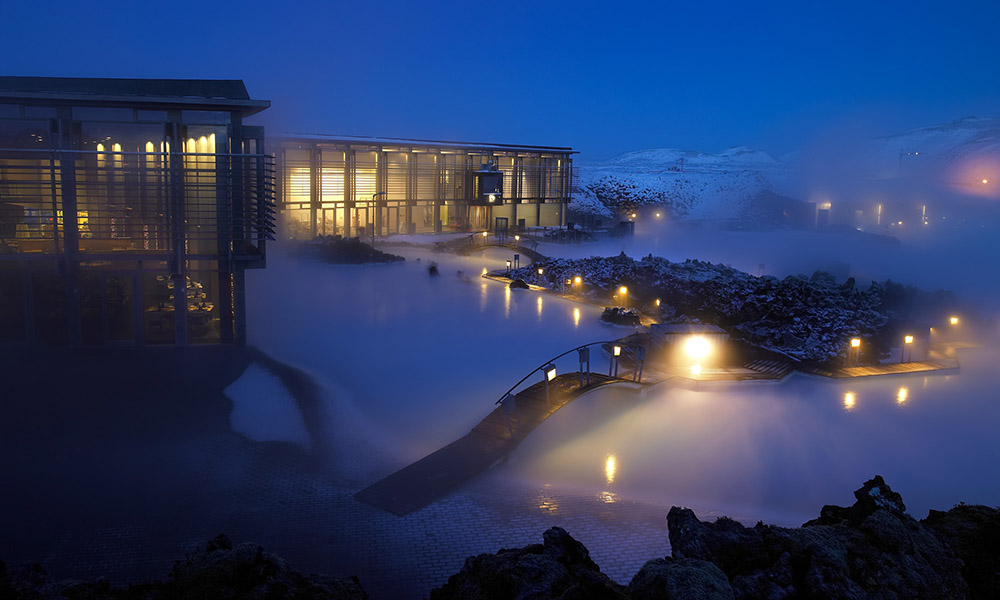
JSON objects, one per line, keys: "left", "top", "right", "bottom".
{"left": 0, "top": 148, "right": 275, "bottom": 259}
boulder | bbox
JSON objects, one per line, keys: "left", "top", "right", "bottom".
{"left": 509, "top": 278, "right": 530, "bottom": 289}
{"left": 924, "top": 503, "right": 1000, "bottom": 600}
{"left": 668, "top": 476, "right": 967, "bottom": 599}
{"left": 627, "top": 557, "right": 734, "bottom": 600}
{"left": 430, "top": 526, "right": 627, "bottom": 600}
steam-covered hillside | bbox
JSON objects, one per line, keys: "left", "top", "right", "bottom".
{"left": 573, "top": 146, "right": 792, "bottom": 220}
{"left": 572, "top": 117, "right": 1000, "bottom": 221}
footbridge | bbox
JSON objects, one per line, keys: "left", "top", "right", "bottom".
{"left": 354, "top": 340, "right": 652, "bottom": 516}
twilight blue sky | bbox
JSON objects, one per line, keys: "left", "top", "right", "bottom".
{"left": 2, "top": 0, "right": 998, "bottom": 160}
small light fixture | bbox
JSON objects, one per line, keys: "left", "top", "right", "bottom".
{"left": 505, "top": 259, "right": 511, "bottom": 268}
{"left": 544, "top": 364, "right": 557, "bottom": 381}
{"left": 573, "top": 276, "right": 582, "bottom": 285}
{"left": 618, "top": 286, "right": 628, "bottom": 295}
{"left": 538, "top": 268, "right": 544, "bottom": 275}
{"left": 850, "top": 338, "right": 861, "bottom": 348}
{"left": 630, "top": 213, "right": 637, "bottom": 218}
{"left": 613, "top": 345, "right": 622, "bottom": 357}
{"left": 950, "top": 316, "right": 959, "bottom": 325}
{"left": 655, "top": 298, "right": 661, "bottom": 307}
{"left": 655, "top": 212, "right": 661, "bottom": 218}
{"left": 904, "top": 335, "right": 914, "bottom": 344}
{"left": 482, "top": 267, "right": 488, "bottom": 275}
{"left": 482, "top": 231, "right": 488, "bottom": 237}
{"left": 514, "top": 234, "right": 520, "bottom": 241}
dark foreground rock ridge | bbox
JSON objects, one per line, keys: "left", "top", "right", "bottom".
{"left": 0, "top": 534, "right": 367, "bottom": 600}
{"left": 431, "top": 476, "right": 1000, "bottom": 600}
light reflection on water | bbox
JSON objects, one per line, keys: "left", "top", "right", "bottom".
{"left": 507, "top": 353, "right": 1000, "bottom": 525}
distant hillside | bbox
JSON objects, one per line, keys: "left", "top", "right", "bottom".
{"left": 572, "top": 117, "right": 1000, "bottom": 222}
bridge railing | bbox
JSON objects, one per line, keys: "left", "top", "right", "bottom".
{"left": 494, "top": 339, "right": 646, "bottom": 405}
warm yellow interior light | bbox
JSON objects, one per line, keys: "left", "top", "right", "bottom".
{"left": 684, "top": 336, "right": 711, "bottom": 360}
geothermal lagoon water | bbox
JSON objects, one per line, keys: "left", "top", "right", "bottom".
{"left": 241, "top": 227, "right": 999, "bottom": 595}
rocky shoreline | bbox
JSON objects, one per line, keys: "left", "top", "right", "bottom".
{"left": 4, "top": 477, "right": 997, "bottom": 599}
{"left": 432, "top": 477, "right": 999, "bottom": 600}
{"left": 509, "top": 253, "right": 960, "bottom": 366}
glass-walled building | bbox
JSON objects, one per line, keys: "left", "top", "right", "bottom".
{"left": 0, "top": 77, "right": 274, "bottom": 345}
{"left": 274, "top": 135, "right": 574, "bottom": 239}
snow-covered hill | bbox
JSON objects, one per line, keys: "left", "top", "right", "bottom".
{"left": 572, "top": 117, "right": 1000, "bottom": 222}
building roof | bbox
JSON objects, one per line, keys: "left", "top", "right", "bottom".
{"left": 0, "top": 76, "right": 269, "bottom": 115}
{"left": 274, "top": 132, "right": 576, "bottom": 154}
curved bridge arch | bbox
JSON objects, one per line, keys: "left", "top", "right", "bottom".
{"left": 354, "top": 340, "right": 648, "bottom": 516}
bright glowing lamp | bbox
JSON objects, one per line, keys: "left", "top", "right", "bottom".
{"left": 613, "top": 345, "right": 622, "bottom": 357}
{"left": 850, "top": 338, "right": 861, "bottom": 348}
{"left": 950, "top": 316, "right": 959, "bottom": 325}
{"left": 543, "top": 363, "right": 557, "bottom": 381}
{"left": 618, "top": 286, "right": 628, "bottom": 295}
{"left": 538, "top": 268, "right": 544, "bottom": 275}
{"left": 690, "top": 364, "right": 702, "bottom": 375}
{"left": 481, "top": 267, "right": 488, "bottom": 275}
{"left": 983, "top": 179, "right": 989, "bottom": 185}
{"left": 630, "top": 213, "right": 637, "bottom": 218}
{"left": 573, "top": 276, "right": 582, "bottom": 285}
{"left": 514, "top": 234, "right": 520, "bottom": 241}
{"left": 904, "top": 335, "right": 914, "bottom": 344}
{"left": 684, "top": 336, "right": 711, "bottom": 360}
{"left": 506, "top": 260, "right": 511, "bottom": 268}
{"left": 482, "top": 231, "right": 488, "bottom": 237}
{"left": 655, "top": 212, "right": 661, "bottom": 218}
{"left": 655, "top": 298, "right": 661, "bottom": 307}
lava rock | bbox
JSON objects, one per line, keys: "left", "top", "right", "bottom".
{"left": 668, "top": 476, "right": 967, "bottom": 599}
{"left": 0, "top": 535, "right": 366, "bottom": 600}
{"left": 924, "top": 503, "right": 1000, "bottom": 600}
{"left": 509, "top": 278, "right": 530, "bottom": 289}
{"left": 601, "top": 306, "right": 641, "bottom": 326}
{"left": 627, "top": 557, "right": 734, "bottom": 600}
{"left": 301, "top": 235, "right": 404, "bottom": 264}
{"left": 430, "top": 526, "right": 627, "bottom": 600}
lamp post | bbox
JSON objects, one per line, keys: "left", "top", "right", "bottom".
{"left": 543, "top": 363, "right": 557, "bottom": 404}
{"left": 370, "top": 191, "right": 387, "bottom": 247}
{"left": 902, "top": 335, "right": 914, "bottom": 363}
{"left": 849, "top": 337, "right": 861, "bottom": 366}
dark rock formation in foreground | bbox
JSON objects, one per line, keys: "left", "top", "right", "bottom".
{"left": 433, "top": 477, "right": 1000, "bottom": 600}
{"left": 0, "top": 534, "right": 366, "bottom": 600}
{"left": 430, "top": 526, "right": 628, "bottom": 599}
{"left": 301, "top": 235, "right": 404, "bottom": 264}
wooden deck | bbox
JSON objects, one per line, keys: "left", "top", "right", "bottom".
{"left": 354, "top": 373, "right": 631, "bottom": 516}
{"left": 799, "top": 358, "right": 960, "bottom": 379}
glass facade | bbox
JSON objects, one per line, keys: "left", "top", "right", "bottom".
{"left": 0, "top": 78, "right": 273, "bottom": 346}
{"left": 275, "top": 138, "right": 574, "bottom": 239}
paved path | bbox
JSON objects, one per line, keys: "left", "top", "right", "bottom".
{"left": 355, "top": 373, "right": 632, "bottom": 516}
